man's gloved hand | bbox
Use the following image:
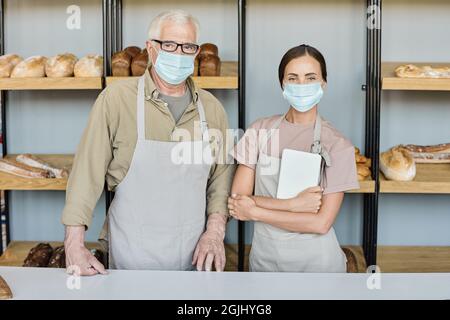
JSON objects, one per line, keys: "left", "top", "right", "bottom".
{"left": 192, "top": 213, "right": 227, "bottom": 272}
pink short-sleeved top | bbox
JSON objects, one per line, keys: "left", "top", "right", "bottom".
{"left": 231, "top": 114, "right": 360, "bottom": 194}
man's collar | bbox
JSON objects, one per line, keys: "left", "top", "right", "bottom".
{"left": 143, "top": 64, "right": 199, "bottom": 103}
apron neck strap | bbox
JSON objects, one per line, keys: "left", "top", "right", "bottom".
{"left": 310, "top": 115, "right": 331, "bottom": 167}
{"left": 258, "top": 115, "right": 284, "bottom": 153}
{"left": 137, "top": 76, "right": 146, "bottom": 140}
{"left": 137, "top": 75, "right": 210, "bottom": 142}
{"left": 196, "top": 98, "right": 210, "bottom": 142}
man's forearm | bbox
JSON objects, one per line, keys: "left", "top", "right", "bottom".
{"left": 205, "top": 213, "right": 227, "bottom": 239}
{"left": 64, "top": 225, "right": 86, "bottom": 248}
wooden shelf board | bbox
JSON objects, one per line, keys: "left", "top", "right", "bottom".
{"left": 380, "top": 163, "right": 450, "bottom": 194}
{"left": 382, "top": 62, "right": 450, "bottom": 91}
{"left": 0, "top": 154, "right": 73, "bottom": 191}
{"left": 106, "top": 61, "right": 238, "bottom": 89}
{"left": 0, "top": 241, "right": 102, "bottom": 267}
{"left": 346, "top": 180, "right": 375, "bottom": 194}
{"left": 0, "top": 77, "right": 103, "bottom": 90}
{"left": 377, "top": 246, "right": 450, "bottom": 273}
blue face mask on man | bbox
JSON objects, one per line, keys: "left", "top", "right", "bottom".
{"left": 154, "top": 50, "right": 195, "bottom": 85}
{"left": 282, "top": 82, "right": 324, "bottom": 113}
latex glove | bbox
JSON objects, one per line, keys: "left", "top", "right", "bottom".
{"left": 192, "top": 213, "right": 227, "bottom": 272}
{"left": 65, "top": 225, "right": 108, "bottom": 276}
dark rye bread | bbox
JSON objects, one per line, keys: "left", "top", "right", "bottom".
{"left": 23, "top": 243, "right": 54, "bottom": 267}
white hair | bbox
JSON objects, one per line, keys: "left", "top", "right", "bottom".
{"left": 148, "top": 10, "right": 200, "bottom": 43}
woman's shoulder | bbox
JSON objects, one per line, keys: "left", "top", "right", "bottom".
{"left": 321, "top": 118, "right": 355, "bottom": 153}
{"left": 248, "top": 114, "right": 284, "bottom": 130}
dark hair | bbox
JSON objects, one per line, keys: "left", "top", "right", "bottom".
{"left": 278, "top": 44, "right": 327, "bottom": 87}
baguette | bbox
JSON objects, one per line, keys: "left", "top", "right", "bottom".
{"left": 0, "top": 158, "right": 53, "bottom": 178}
{"left": 16, "top": 154, "right": 68, "bottom": 178}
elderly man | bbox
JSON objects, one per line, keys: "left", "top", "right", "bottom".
{"left": 61, "top": 10, "right": 234, "bottom": 275}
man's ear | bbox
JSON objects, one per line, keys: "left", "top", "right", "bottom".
{"left": 146, "top": 40, "right": 157, "bottom": 64}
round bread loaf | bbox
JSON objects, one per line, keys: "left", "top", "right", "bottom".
{"left": 23, "top": 243, "right": 54, "bottom": 267}
{"left": 45, "top": 53, "right": 78, "bottom": 77}
{"left": 0, "top": 54, "right": 23, "bottom": 78}
{"left": 131, "top": 49, "right": 149, "bottom": 76}
{"left": 199, "top": 43, "right": 218, "bottom": 60}
{"left": 112, "top": 51, "right": 131, "bottom": 76}
{"left": 74, "top": 54, "right": 103, "bottom": 77}
{"left": 199, "top": 54, "right": 221, "bottom": 76}
{"left": 124, "top": 46, "right": 141, "bottom": 59}
{"left": 11, "top": 55, "right": 47, "bottom": 78}
{"left": 380, "top": 146, "right": 416, "bottom": 181}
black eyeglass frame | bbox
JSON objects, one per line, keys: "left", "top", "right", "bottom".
{"left": 151, "top": 39, "right": 199, "bottom": 54}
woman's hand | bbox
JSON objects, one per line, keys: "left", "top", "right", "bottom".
{"left": 288, "top": 186, "right": 323, "bottom": 213}
{"left": 228, "top": 194, "right": 257, "bottom": 221}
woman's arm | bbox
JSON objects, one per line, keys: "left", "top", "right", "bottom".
{"left": 230, "top": 164, "right": 255, "bottom": 196}
{"left": 252, "top": 186, "right": 322, "bottom": 213}
{"left": 229, "top": 192, "right": 345, "bottom": 234}
{"left": 231, "top": 165, "right": 323, "bottom": 213}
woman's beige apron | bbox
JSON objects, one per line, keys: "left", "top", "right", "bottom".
{"left": 107, "top": 75, "right": 212, "bottom": 270}
{"left": 249, "top": 114, "right": 347, "bottom": 273}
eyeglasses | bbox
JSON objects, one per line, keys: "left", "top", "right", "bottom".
{"left": 151, "top": 39, "right": 199, "bottom": 55}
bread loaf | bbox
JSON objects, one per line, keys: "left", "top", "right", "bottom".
{"left": 131, "top": 50, "right": 149, "bottom": 76}
{"left": 380, "top": 146, "right": 416, "bottom": 181}
{"left": 199, "top": 54, "right": 221, "bottom": 76}
{"left": 0, "top": 276, "right": 13, "bottom": 300}
{"left": 16, "top": 154, "right": 69, "bottom": 178}
{"left": 355, "top": 147, "right": 372, "bottom": 180}
{"left": 11, "top": 55, "right": 47, "bottom": 78}
{"left": 124, "top": 46, "right": 141, "bottom": 59}
{"left": 47, "top": 246, "right": 66, "bottom": 268}
{"left": 0, "top": 54, "right": 23, "bottom": 78}
{"left": 357, "top": 164, "right": 371, "bottom": 177}
{"left": 395, "top": 64, "right": 450, "bottom": 78}
{"left": 193, "top": 55, "right": 199, "bottom": 76}
{"left": 23, "top": 243, "right": 54, "bottom": 267}
{"left": 199, "top": 43, "right": 218, "bottom": 60}
{"left": 74, "top": 54, "right": 103, "bottom": 77}
{"left": 45, "top": 53, "right": 78, "bottom": 77}
{"left": 0, "top": 158, "right": 53, "bottom": 178}
{"left": 112, "top": 51, "right": 131, "bottom": 76}
{"left": 400, "top": 143, "right": 450, "bottom": 164}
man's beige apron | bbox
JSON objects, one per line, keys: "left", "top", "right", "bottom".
{"left": 107, "top": 75, "right": 212, "bottom": 270}
{"left": 249, "top": 114, "right": 347, "bottom": 273}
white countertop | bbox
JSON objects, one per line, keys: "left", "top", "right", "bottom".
{"left": 1, "top": 267, "right": 450, "bottom": 300}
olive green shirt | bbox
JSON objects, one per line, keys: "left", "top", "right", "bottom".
{"left": 61, "top": 67, "right": 235, "bottom": 229}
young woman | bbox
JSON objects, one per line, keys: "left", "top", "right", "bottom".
{"left": 228, "top": 44, "right": 360, "bottom": 272}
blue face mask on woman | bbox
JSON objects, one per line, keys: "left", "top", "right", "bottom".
{"left": 282, "top": 82, "right": 324, "bottom": 113}
{"left": 154, "top": 50, "right": 195, "bottom": 85}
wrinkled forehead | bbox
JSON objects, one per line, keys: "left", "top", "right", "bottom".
{"left": 159, "top": 20, "right": 197, "bottom": 43}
